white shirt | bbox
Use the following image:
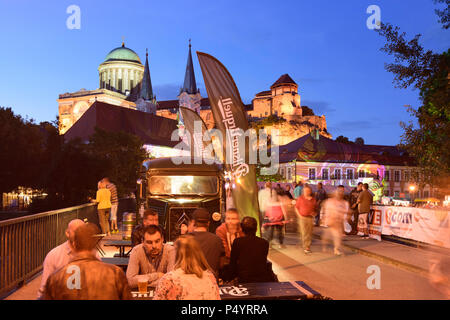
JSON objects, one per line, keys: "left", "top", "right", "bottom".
{"left": 258, "top": 187, "right": 272, "bottom": 213}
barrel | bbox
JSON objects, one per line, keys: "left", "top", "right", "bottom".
{"left": 122, "top": 212, "right": 136, "bottom": 240}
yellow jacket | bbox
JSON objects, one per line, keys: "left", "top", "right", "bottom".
{"left": 96, "top": 188, "right": 112, "bottom": 210}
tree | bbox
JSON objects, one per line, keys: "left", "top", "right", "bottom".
{"left": 376, "top": 3, "right": 449, "bottom": 192}
{"left": 355, "top": 137, "right": 365, "bottom": 145}
{"left": 0, "top": 107, "right": 47, "bottom": 208}
{"left": 88, "top": 128, "right": 147, "bottom": 197}
{"left": 335, "top": 135, "right": 351, "bottom": 144}
{"left": 301, "top": 106, "right": 315, "bottom": 116}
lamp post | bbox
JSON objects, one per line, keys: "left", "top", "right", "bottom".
{"left": 409, "top": 185, "right": 416, "bottom": 202}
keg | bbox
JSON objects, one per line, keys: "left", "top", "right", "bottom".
{"left": 122, "top": 212, "right": 136, "bottom": 240}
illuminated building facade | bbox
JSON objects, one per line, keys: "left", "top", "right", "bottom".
{"left": 270, "top": 132, "right": 435, "bottom": 200}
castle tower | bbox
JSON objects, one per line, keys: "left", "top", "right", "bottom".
{"left": 178, "top": 40, "right": 202, "bottom": 114}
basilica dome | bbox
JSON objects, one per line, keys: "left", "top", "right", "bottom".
{"left": 104, "top": 44, "right": 142, "bottom": 64}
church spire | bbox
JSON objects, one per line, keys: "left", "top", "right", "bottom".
{"left": 139, "top": 48, "right": 153, "bottom": 101}
{"left": 181, "top": 39, "right": 198, "bottom": 95}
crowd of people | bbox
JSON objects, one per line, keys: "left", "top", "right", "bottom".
{"left": 39, "top": 205, "right": 277, "bottom": 300}
{"left": 38, "top": 178, "right": 375, "bottom": 300}
{"left": 258, "top": 181, "right": 373, "bottom": 255}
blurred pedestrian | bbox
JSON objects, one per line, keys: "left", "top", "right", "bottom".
{"left": 284, "top": 184, "right": 294, "bottom": 199}
{"left": 294, "top": 181, "right": 304, "bottom": 199}
{"left": 263, "top": 192, "right": 287, "bottom": 249}
{"left": 44, "top": 223, "right": 132, "bottom": 300}
{"left": 314, "top": 182, "right": 327, "bottom": 226}
{"left": 93, "top": 181, "right": 111, "bottom": 236}
{"left": 321, "top": 185, "right": 349, "bottom": 255}
{"left": 348, "top": 182, "right": 363, "bottom": 235}
{"left": 356, "top": 183, "right": 373, "bottom": 239}
{"left": 154, "top": 235, "right": 220, "bottom": 300}
{"left": 295, "top": 185, "right": 317, "bottom": 254}
{"left": 103, "top": 177, "right": 119, "bottom": 234}
{"left": 258, "top": 182, "right": 272, "bottom": 230}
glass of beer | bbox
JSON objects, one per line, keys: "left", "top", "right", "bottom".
{"left": 138, "top": 277, "right": 148, "bottom": 294}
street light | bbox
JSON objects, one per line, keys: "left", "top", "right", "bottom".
{"left": 409, "top": 185, "right": 416, "bottom": 202}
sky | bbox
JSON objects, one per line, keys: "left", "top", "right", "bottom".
{"left": 0, "top": 0, "right": 448, "bottom": 146}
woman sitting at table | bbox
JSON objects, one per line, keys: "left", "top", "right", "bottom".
{"left": 153, "top": 235, "right": 220, "bottom": 300}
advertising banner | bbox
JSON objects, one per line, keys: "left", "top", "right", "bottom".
{"left": 373, "top": 205, "right": 450, "bottom": 248}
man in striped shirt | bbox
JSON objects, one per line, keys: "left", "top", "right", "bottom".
{"left": 103, "top": 177, "right": 119, "bottom": 234}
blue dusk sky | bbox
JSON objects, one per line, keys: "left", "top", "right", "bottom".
{"left": 0, "top": 0, "right": 448, "bottom": 146}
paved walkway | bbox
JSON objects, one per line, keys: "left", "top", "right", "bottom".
{"left": 4, "top": 228, "right": 449, "bottom": 299}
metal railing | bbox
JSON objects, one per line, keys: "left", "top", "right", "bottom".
{"left": 0, "top": 203, "right": 98, "bottom": 298}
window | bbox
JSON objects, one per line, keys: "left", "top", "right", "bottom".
{"left": 424, "top": 191, "right": 429, "bottom": 198}
{"left": 385, "top": 171, "right": 390, "bottom": 181}
{"left": 265, "top": 112, "right": 268, "bottom": 116}
{"left": 118, "top": 79, "right": 123, "bottom": 92}
{"left": 130, "top": 80, "right": 134, "bottom": 91}
{"left": 334, "top": 169, "right": 341, "bottom": 180}
{"left": 322, "top": 168, "right": 329, "bottom": 180}
{"left": 309, "top": 168, "right": 316, "bottom": 180}
{"left": 280, "top": 168, "right": 285, "bottom": 178}
{"left": 384, "top": 190, "right": 390, "bottom": 196}
{"left": 394, "top": 190, "right": 400, "bottom": 197}
{"left": 358, "top": 170, "right": 365, "bottom": 178}
{"left": 346, "top": 169, "right": 353, "bottom": 180}
{"left": 394, "top": 170, "right": 400, "bottom": 182}
{"left": 404, "top": 171, "right": 409, "bottom": 182}
{"left": 287, "top": 168, "right": 292, "bottom": 181}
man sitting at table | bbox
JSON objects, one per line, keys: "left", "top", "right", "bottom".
{"left": 37, "top": 219, "right": 101, "bottom": 299}
{"left": 227, "top": 216, "right": 275, "bottom": 283}
{"left": 126, "top": 225, "right": 176, "bottom": 288}
{"left": 131, "top": 209, "right": 161, "bottom": 247}
{"left": 44, "top": 223, "right": 132, "bottom": 300}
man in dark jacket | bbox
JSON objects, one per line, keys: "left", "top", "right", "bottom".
{"left": 228, "top": 216, "right": 275, "bottom": 283}
{"left": 44, "top": 223, "right": 132, "bottom": 300}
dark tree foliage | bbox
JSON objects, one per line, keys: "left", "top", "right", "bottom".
{"left": 335, "top": 135, "right": 352, "bottom": 144}
{"left": 88, "top": 128, "right": 147, "bottom": 197}
{"left": 301, "top": 106, "right": 315, "bottom": 116}
{"left": 0, "top": 107, "right": 46, "bottom": 207}
{"left": 0, "top": 107, "right": 148, "bottom": 212}
{"left": 355, "top": 137, "right": 365, "bottom": 145}
{"left": 434, "top": 0, "right": 449, "bottom": 29}
{"left": 376, "top": 3, "right": 449, "bottom": 191}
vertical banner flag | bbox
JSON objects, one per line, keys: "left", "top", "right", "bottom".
{"left": 197, "top": 52, "right": 261, "bottom": 234}
{"left": 179, "top": 106, "right": 216, "bottom": 162}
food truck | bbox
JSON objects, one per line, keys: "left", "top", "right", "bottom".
{"left": 136, "top": 157, "right": 225, "bottom": 241}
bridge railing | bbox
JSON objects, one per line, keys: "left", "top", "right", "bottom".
{"left": 0, "top": 203, "right": 100, "bottom": 298}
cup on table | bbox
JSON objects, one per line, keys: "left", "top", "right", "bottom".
{"left": 138, "top": 278, "right": 148, "bottom": 294}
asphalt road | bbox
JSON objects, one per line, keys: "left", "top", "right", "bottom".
{"left": 268, "top": 234, "right": 448, "bottom": 300}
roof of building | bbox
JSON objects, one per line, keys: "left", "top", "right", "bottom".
{"left": 274, "top": 133, "right": 415, "bottom": 166}
{"left": 156, "top": 98, "right": 252, "bottom": 112}
{"left": 271, "top": 74, "right": 297, "bottom": 88}
{"left": 181, "top": 41, "right": 198, "bottom": 95}
{"left": 103, "top": 43, "right": 142, "bottom": 64}
{"left": 64, "top": 101, "right": 181, "bottom": 148}
{"left": 255, "top": 90, "right": 272, "bottom": 97}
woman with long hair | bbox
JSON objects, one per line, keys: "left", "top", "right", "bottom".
{"left": 153, "top": 235, "right": 220, "bottom": 300}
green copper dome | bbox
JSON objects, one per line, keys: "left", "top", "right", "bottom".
{"left": 104, "top": 44, "right": 142, "bottom": 64}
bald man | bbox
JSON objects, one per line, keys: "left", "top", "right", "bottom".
{"left": 37, "top": 219, "right": 99, "bottom": 299}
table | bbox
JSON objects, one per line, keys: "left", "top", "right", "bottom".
{"left": 102, "top": 239, "right": 132, "bottom": 257}
{"left": 101, "top": 257, "right": 129, "bottom": 271}
{"left": 131, "top": 281, "right": 321, "bottom": 300}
